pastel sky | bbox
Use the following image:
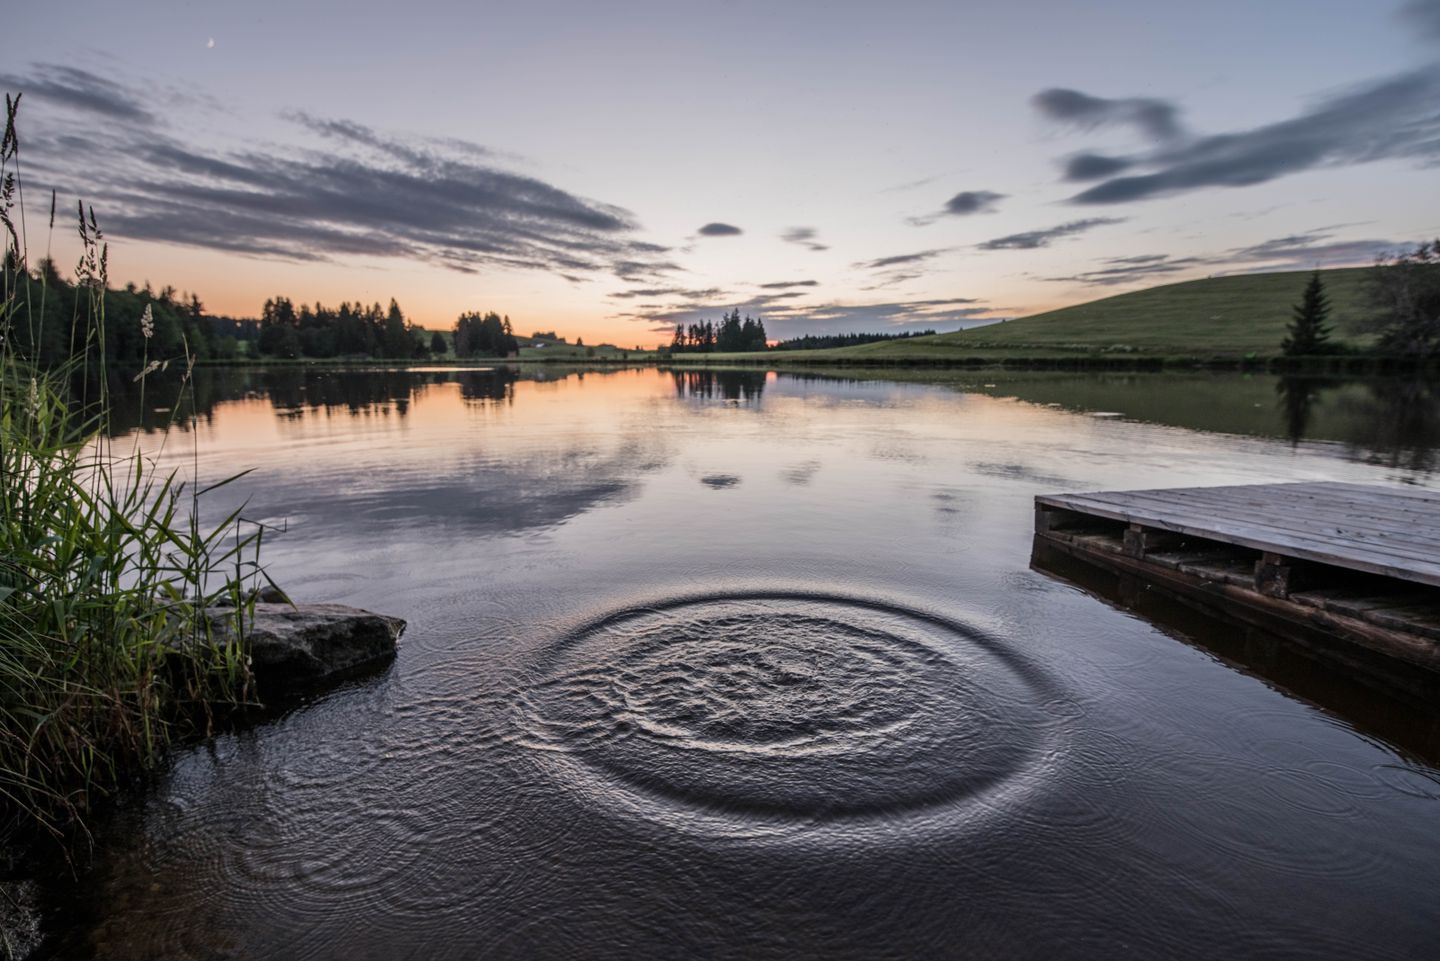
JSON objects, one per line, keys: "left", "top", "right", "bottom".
{"left": 4, "top": 0, "right": 1440, "bottom": 345}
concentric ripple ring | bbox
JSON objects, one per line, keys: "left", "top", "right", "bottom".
{"left": 511, "top": 592, "right": 1069, "bottom": 835}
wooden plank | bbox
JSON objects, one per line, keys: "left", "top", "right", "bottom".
{"left": 1064, "top": 490, "right": 1440, "bottom": 561}
{"left": 1048, "top": 485, "right": 1440, "bottom": 530}
{"left": 1036, "top": 483, "right": 1440, "bottom": 588}
{"left": 1042, "top": 481, "right": 1440, "bottom": 547}
{"left": 1087, "top": 485, "right": 1440, "bottom": 532}
{"left": 1101, "top": 486, "right": 1440, "bottom": 546}
{"left": 1035, "top": 530, "right": 1440, "bottom": 673}
{"left": 1041, "top": 492, "right": 1439, "bottom": 574}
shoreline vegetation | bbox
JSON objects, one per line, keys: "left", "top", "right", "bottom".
{"left": 177, "top": 263, "right": 1436, "bottom": 373}
{"left": 1, "top": 95, "right": 268, "bottom": 884}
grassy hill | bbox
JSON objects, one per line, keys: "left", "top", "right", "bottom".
{"left": 516, "top": 335, "right": 639, "bottom": 360}
{"left": 882, "top": 267, "right": 1371, "bottom": 358}
{"left": 691, "top": 267, "right": 1376, "bottom": 364}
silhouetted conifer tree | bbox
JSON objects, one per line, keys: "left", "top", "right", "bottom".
{"left": 1281, "top": 272, "right": 1333, "bottom": 356}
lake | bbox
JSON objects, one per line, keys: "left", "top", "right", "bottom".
{"left": 43, "top": 366, "right": 1440, "bottom": 959}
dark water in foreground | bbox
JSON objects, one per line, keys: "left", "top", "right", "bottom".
{"left": 43, "top": 367, "right": 1440, "bottom": 959}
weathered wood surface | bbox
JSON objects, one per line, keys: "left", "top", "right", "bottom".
{"left": 1036, "top": 482, "right": 1440, "bottom": 588}
{"left": 1033, "top": 535, "right": 1440, "bottom": 676}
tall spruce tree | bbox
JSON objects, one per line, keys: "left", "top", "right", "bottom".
{"left": 1282, "top": 272, "right": 1333, "bottom": 356}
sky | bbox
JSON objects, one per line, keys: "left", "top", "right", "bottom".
{"left": 4, "top": 0, "right": 1440, "bottom": 345}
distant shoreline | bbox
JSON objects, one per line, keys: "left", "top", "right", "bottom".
{"left": 194, "top": 353, "right": 1438, "bottom": 374}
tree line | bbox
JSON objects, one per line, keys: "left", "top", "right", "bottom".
{"left": 453, "top": 311, "right": 519, "bottom": 357}
{"left": 2, "top": 257, "right": 235, "bottom": 366}
{"left": 257, "top": 296, "right": 434, "bottom": 359}
{"left": 772, "top": 330, "right": 937, "bottom": 351}
{"left": 669, "top": 309, "right": 768, "bottom": 353}
{"left": 255, "top": 299, "right": 526, "bottom": 359}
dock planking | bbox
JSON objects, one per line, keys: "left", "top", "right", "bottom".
{"left": 1036, "top": 482, "right": 1440, "bottom": 588}
{"left": 1033, "top": 482, "right": 1440, "bottom": 679}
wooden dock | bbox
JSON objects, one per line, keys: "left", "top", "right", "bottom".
{"left": 1033, "top": 482, "right": 1440, "bottom": 677}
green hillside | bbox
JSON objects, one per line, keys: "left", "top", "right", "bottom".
{"left": 679, "top": 267, "right": 1376, "bottom": 364}
{"left": 516, "top": 334, "right": 639, "bottom": 360}
{"left": 850, "top": 267, "right": 1372, "bottom": 360}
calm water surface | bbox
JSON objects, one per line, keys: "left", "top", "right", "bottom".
{"left": 45, "top": 367, "right": 1440, "bottom": 960}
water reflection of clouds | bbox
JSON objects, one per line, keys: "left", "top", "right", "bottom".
{"left": 235, "top": 448, "right": 661, "bottom": 542}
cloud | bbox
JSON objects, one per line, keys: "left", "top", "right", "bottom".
{"left": 0, "top": 64, "right": 155, "bottom": 124}
{"left": 6, "top": 64, "right": 672, "bottom": 280}
{"left": 943, "top": 190, "right": 1006, "bottom": 215}
{"left": 909, "top": 190, "right": 1007, "bottom": 226}
{"left": 285, "top": 110, "right": 496, "bottom": 169}
{"left": 1046, "top": 254, "right": 1211, "bottom": 286}
{"left": 1061, "top": 152, "right": 1135, "bottom": 181}
{"left": 1401, "top": 0, "right": 1440, "bottom": 41}
{"left": 1226, "top": 230, "right": 1404, "bottom": 268}
{"left": 780, "top": 227, "right": 828, "bottom": 251}
{"left": 977, "top": 218, "right": 1125, "bottom": 250}
{"left": 1048, "top": 65, "right": 1440, "bottom": 205}
{"left": 1048, "top": 229, "right": 1406, "bottom": 286}
{"left": 757, "top": 280, "right": 819, "bottom": 289}
{"left": 1032, "top": 88, "right": 1184, "bottom": 141}
{"left": 854, "top": 248, "right": 951, "bottom": 270}
{"left": 697, "top": 222, "right": 742, "bottom": 236}
{"left": 609, "top": 286, "right": 724, "bottom": 300}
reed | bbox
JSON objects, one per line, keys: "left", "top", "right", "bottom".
{"left": 0, "top": 92, "right": 267, "bottom": 878}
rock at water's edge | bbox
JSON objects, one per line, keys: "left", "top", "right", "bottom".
{"left": 209, "top": 603, "right": 405, "bottom": 689}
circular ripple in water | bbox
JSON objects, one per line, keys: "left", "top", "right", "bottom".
{"left": 513, "top": 593, "right": 1065, "bottom": 829}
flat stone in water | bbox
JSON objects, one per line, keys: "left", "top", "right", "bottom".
{"left": 208, "top": 603, "right": 405, "bottom": 690}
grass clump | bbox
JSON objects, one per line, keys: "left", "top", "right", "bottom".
{"left": 0, "top": 93, "right": 266, "bottom": 868}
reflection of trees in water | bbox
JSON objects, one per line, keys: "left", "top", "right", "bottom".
{"left": 1341, "top": 378, "right": 1440, "bottom": 475}
{"left": 456, "top": 368, "right": 517, "bottom": 405}
{"left": 1274, "top": 376, "right": 1339, "bottom": 445}
{"left": 84, "top": 366, "right": 234, "bottom": 437}
{"left": 1279, "top": 375, "right": 1440, "bottom": 474}
{"left": 262, "top": 368, "right": 447, "bottom": 416}
{"left": 100, "top": 366, "right": 534, "bottom": 432}
{"left": 669, "top": 369, "right": 766, "bottom": 404}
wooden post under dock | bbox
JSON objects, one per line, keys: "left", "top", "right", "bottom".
{"left": 1033, "top": 482, "right": 1440, "bottom": 677}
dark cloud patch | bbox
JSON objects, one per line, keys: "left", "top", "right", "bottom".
{"left": 697, "top": 222, "right": 742, "bottom": 236}
{"left": 908, "top": 189, "right": 1006, "bottom": 226}
{"left": 758, "top": 280, "right": 819, "bottom": 289}
{"left": 944, "top": 190, "right": 1006, "bottom": 215}
{"left": 978, "top": 218, "right": 1125, "bottom": 250}
{"left": 286, "top": 110, "right": 495, "bottom": 169}
{"left": 1401, "top": 0, "right": 1440, "bottom": 41}
{"left": 613, "top": 260, "right": 683, "bottom": 282}
{"left": 1048, "top": 229, "right": 1405, "bottom": 286}
{"left": 1062, "top": 152, "right": 1134, "bottom": 181}
{"left": 0, "top": 64, "right": 155, "bottom": 124}
{"left": 609, "top": 286, "right": 724, "bottom": 300}
{"left": 1032, "top": 88, "right": 1184, "bottom": 141}
{"left": 7, "top": 64, "right": 671, "bottom": 279}
{"left": 1053, "top": 66, "right": 1440, "bottom": 205}
{"left": 854, "top": 248, "right": 951, "bottom": 270}
{"left": 1227, "top": 230, "right": 1404, "bottom": 268}
{"left": 1046, "top": 254, "right": 1211, "bottom": 287}
{"left": 780, "top": 227, "right": 829, "bottom": 251}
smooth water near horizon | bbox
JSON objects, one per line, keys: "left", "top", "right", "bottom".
{"left": 43, "top": 367, "right": 1440, "bottom": 959}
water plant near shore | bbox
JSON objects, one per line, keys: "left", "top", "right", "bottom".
{"left": 0, "top": 93, "right": 267, "bottom": 880}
